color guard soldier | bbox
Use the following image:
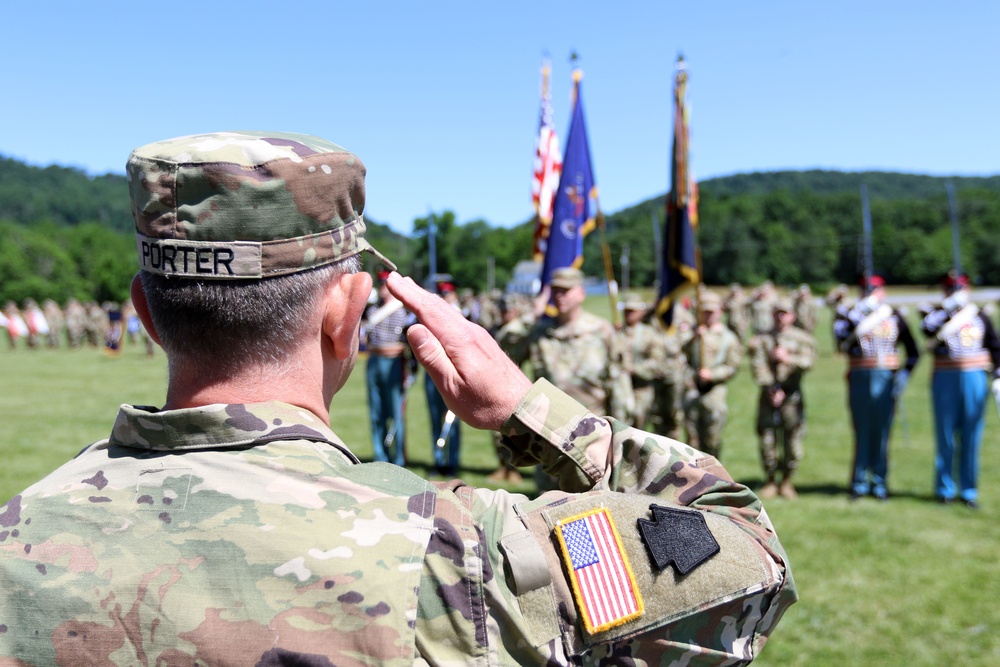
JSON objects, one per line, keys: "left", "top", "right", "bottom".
{"left": 834, "top": 275, "right": 919, "bottom": 501}
{"left": 920, "top": 272, "right": 1000, "bottom": 509}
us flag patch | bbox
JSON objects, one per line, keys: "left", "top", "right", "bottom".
{"left": 555, "top": 508, "right": 643, "bottom": 634}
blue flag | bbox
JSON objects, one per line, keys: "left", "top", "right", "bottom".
{"left": 656, "top": 58, "right": 699, "bottom": 327}
{"left": 540, "top": 74, "right": 596, "bottom": 290}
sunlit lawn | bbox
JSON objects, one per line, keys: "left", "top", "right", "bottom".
{"left": 2, "top": 294, "right": 998, "bottom": 666}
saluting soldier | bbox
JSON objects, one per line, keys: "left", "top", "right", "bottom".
{"left": 921, "top": 272, "right": 1000, "bottom": 509}
{"left": 0, "top": 130, "right": 795, "bottom": 665}
{"left": 834, "top": 275, "right": 920, "bottom": 501}
{"left": 749, "top": 298, "right": 818, "bottom": 500}
{"left": 682, "top": 289, "right": 744, "bottom": 459}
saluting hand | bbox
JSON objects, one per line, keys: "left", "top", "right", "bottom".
{"left": 386, "top": 273, "right": 532, "bottom": 431}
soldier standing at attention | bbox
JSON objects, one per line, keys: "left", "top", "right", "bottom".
{"left": 749, "top": 298, "right": 818, "bottom": 500}
{"left": 619, "top": 293, "right": 667, "bottom": 430}
{"left": 920, "top": 272, "right": 1000, "bottom": 509}
{"left": 364, "top": 270, "right": 411, "bottom": 466}
{"left": 834, "top": 275, "right": 920, "bottom": 501}
{"left": 792, "top": 284, "right": 818, "bottom": 333}
{"left": 650, "top": 300, "right": 695, "bottom": 440}
{"left": 750, "top": 281, "right": 777, "bottom": 337}
{"left": 0, "top": 131, "right": 795, "bottom": 665}
{"left": 723, "top": 283, "right": 751, "bottom": 343}
{"left": 425, "top": 280, "right": 462, "bottom": 476}
{"left": 508, "top": 267, "right": 632, "bottom": 423}
{"left": 682, "top": 289, "right": 744, "bottom": 459}
{"left": 486, "top": 294, "right": 529, "bottom": 484}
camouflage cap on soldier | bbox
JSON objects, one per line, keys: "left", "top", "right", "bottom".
{"left": 774, "top": 297, "right": 794, "bottom": 313}
{"left": 550, "top": 267, "right": 584, "bottom": 289}
{"left": 127, "top": 131, "right": 394, "bottom": 280}
{"left": 621, "top": 292, "right": 646, "bottom": 311}
{"left": 698, "top": 290, "right": 723, "bottom": 312}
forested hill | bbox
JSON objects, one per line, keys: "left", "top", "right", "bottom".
{"left": 697, "top": 169, "right": 1000, "bottom": 200}
{"left": 2, "top": 152, "right": 1000, "bottom": 303}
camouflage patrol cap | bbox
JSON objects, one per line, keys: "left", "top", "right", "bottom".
{"left": 550, "top": 267, "right": 584, "bottom": 289}
{"left": 621, "top": 292, "right": 646, "bottom": 311}
{"left": 698, "top": 291, "right": 723, "bottom": 312}
{"left": 127, "top": 131, "right": 394, "bottom": 280}
{"left": 774, "top": 297, "right": 794, "bottom": 313}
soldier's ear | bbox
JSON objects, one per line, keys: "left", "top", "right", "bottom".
{"left": 129, "top": 274, "right": 162, "bottom": 346}
{"left": 322, "top": 270, "right": 372, "bottom": 360}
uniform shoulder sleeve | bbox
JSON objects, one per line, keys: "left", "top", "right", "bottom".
{"left": 487, "top": 379, "right": 795, "bottom": 663}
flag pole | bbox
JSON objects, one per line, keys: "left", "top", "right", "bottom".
{"left": 946, "top": 181, "right": 963, "bottom": 277}
{"left": 597, "top": 206, "right": 621, "bottom": 328}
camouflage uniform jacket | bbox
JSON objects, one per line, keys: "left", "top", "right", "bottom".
{"left": 509, "top": 311, "right": 631, "bottom": 419}
{"left": 0, "top": 382, "right": 795, "bottom": 666}
{"left": 622, "top": 320, "right": 667, "bottom": 387}
{"left": 682, "top": 325, "right": 744, "bottom": 393}
{"left": 748, "top": 327, "right": 818, "bottom": 393}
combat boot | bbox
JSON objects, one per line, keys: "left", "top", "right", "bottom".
{"left": 779, "top": 477, "right": 798, "bottom": 500}
{"left": 758, "top": 479, "right": 779, "bottom": 500}
{"left": 486, "top": 467, "right": 508, "bottom": 483}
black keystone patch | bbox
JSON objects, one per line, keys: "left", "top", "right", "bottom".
{"left": 637, "top": 504, "right": 719, "bottom": 575}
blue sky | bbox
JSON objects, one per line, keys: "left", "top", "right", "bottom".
{"left": 2, "top": 1, "right": 998, "bottom": 234}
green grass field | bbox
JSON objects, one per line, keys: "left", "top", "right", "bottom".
{"left": 2, "top": 298, "right": 999, "bottom": 666}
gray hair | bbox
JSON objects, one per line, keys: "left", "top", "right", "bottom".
{"left": 139, "top": 256, "right": 361, "bottom": 375}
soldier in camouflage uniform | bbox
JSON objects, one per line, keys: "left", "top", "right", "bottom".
{"left": 682, "top": 290, "right": 744, "bottom": 459}
{"left": 507, "top": 268, "right": 632, "bottom": 423}
{"left": 749, "top": 281, "right": 777, "bottom": 337}
{"left": 42, "top": 299, "right": 65, "bottom": 348}
{"left": 792, "top": 284, "right": 818, "bottom": 333}
{"left": 723, "top": 283, "right": 751, "bottom": 343}
{"left": 63, "top": 298, "right": 88, "bottom": 349}
{"left": 748, "top": 298, "right": 818, "bottom": 500}
{"left": 487, "top": 294, "right": 530, "bottom": 483}
{"left": 0, "top": 131, "right": 794, "bottom": 666}
{"left": 650, "top": 299, "right": 694, "bottom": 440}
{"left": 620, "top": 293, "right": 666, "bottom": 430}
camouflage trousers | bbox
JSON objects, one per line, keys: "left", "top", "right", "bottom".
{"left": 627, "top": 382, "right": 656, "bottom": 430}
{"left": 650, "top": 379, "right": 684, "bottom": 441}
{"left": 756, "top": 390, "right": 806, "bottom": 479}
{"left": 683, "top": 385, "right": 729, "bottom": 459}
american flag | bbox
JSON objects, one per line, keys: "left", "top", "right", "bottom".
{"left": 557, "top": 509, "right": 643, "bottom": 633}
{"left": 531, "top": 60, "right": 562, "bottom": 260}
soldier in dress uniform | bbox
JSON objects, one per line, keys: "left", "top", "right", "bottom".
{"left": 364, "top": 270, "right": 412, "bottom": 466}
{"left": 425, "top": 280, "right": 462, "bottom": 475}
{"left": 0, "top": 131, "right": 795, "bottom": 665}
{"left": 749, "top": 298, "right": 818, "bottom": 500}
{"left": 682, "top": 288, "right": 744, "bottom": 459}
{"left": 834, "top": 275, "right": 920, "bottom": 501}
{"left": 920, "top": 272, "right": 1000, "bottom": 509}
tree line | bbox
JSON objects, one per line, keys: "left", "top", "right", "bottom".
{"left": 2, "top": 155, "right": 999, "bottom": 304}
